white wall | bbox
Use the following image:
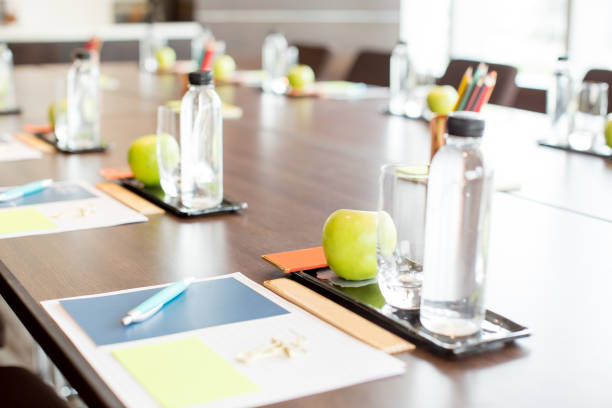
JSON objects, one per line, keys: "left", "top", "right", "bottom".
{"left": 7, "top": 0, "right": 115, "bottom": 29}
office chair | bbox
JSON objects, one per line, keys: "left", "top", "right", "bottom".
{"left": 438, "top": 59, "right": 519, "bottom": 106}
{"left": 293, "top": 43, "right": 331, "bottom": 78}
{"left": 0, "top": 366, "right": 71, "bottom": 407}
{"left": 514, "top": 87, "right": 547, "bottom": 113}
{"left": 583, "top": 69, "right": 612, "bottom": 114}
{"left": 346, "top": 50, "right": 391, "bottom": 87}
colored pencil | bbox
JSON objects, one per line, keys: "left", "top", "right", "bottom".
{"left": 466, "top": 77, "right": 484, "bottom": 111}
{"left": 475, "top": 71, "right": 497, "bottom": 112}
{"left": 458, "top": 62, "right": 487, "bottom": 111}
{"left": 200, "top": 45, "right": 215, "bottom": 71}
{"left": 473, "top": 72, "right": 495, "bottom": 112}
{"left": 452, "top": 66, "right": 473, "bottom": 111}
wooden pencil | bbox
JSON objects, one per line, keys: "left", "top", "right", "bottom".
{"left": 466, "top": 77, "right": 485, "bottom": 111}
{"left": 458, "top": 62, "right": 487, "bottom": 111}
{"left": 475, "top": 71, "right": 497, "bottom": 112}
{"left": 453, "top": 66, "right": 473, "bottom": 111}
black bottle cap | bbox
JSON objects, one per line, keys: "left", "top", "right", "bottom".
{"left": 188, "top": 70, "right": 213, "bottom": 85}
{"left": 446, "top": 111, "right": 485, "bottom": 138}
{"left": 558, "top": 56, "right": 569, "bottom": 61}
{"left": 71, "top": 49, "right": 91, "bottom": 61}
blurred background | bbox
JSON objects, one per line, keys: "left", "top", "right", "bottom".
{"left": 0, "top": 0, "right": 609, "bottom": 83}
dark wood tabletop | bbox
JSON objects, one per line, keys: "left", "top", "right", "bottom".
{"left": 0, "top": 63, "right": 611, "bottom": 407}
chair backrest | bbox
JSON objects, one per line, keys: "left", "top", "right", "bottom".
{"left": 514, "top": 87, "right": 547, "bottom": 113}
{"left": 437, "top": 59, "right": 519, "bottom": 107}
{"left": 293, "top": 43, "right": 331, "bottom": 78}
{"left": 583, "top": 69, "right": 612, "bottom": 114}
{"left": 8, "top": 39, "right": 191, "bottom": 64}
{"left": 345, "top": 50, "right": 391, "bottom": 87}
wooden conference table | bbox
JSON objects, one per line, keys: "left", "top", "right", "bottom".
{"left": 0, "top": 63, "right": 611, "bottom": 407}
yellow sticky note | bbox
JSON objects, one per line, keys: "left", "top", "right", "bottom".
{"left": 0, "top": 207, "right": 57, "bottom": 235}
{"left": 113, "top": 337, "right": 258, "bottom": 408}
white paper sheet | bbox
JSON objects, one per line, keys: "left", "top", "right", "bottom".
{"left": 42, "top": 273, "right": 406, "bottom": 408}
{"left": 0, "top": 137, "right": 43, "bottom": 162}
{"left": 0, "top": 181, "right": 147, "bottom": 239}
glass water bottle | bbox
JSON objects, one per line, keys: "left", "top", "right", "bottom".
{"left": 63, "top": 49, "right": 100, "bottom": 151}
{"left": 420, "top": 112, "right": 494, "bottom": 337}
{"left": 180, "top": 71, "right": 223, "bottom": 209}
{"left": 0, "top": 43, "right": 17, "bottom": 112}
{"left": 389, "top": 40, "right": 417, "bottom": 117}
{"left": 548, "top": 56, "right": 575, "bottom": 144}
{"left": 261, "top": 31, "right": 288, "bottom": 94}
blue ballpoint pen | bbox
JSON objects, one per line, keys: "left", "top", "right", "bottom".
{"left": 121, "top": 277, "right": 194, "bottom": 326}
{"left": 0, "top": 179, "right": 53, "bottom": 202}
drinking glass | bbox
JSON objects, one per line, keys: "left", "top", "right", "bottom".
{"left": 157, "top": 105, "right": 181, "bottom": 197}
{"left": 568, "top": 81, "right": 608, "bottom": 151}
{"left": 284, "top": 46, "right": 299, "bottom": 74}
{"left": 53, "top": 79, "right": 69, "bottom": 149}
{"left": 377, "top": 164, "right": 427, "bottom": 310}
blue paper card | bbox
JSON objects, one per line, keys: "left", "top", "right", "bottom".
{"left": 60, "top": 276, "right": 289, "bottom": 346}
{"left": 0, "top": 183, "right": 95, "bottom": 209}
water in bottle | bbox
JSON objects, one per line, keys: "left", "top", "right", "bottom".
{"left": 389, "top": 40, "right": 418, "bottom": 117}
{"left": 262, "top": 31, "right": 288, "bottom": 94}
{"left": 420, "top": 112, "right": 493, "bottom": 337}
{"left": 180, "top": 71, "right": 223, "bottom": 209}
{"left": 548, "top": 56, "right": 574, "bottom": 144}
{"left": 0, "top": 43, "right": 17, "bottom": 112}
{"left": 63, "top": 49, "right": 100, "bottom": 151}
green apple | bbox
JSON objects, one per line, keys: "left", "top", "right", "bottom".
{"left": 128, "top": 134, "right": 178, "bottom": 187}
{"left": 213, "top": 55, "right": 236, "bottom": 81}
{"left": 288, "top": 64, "right": 315, "bottom": 90}
{"left": 427, "top": 85, "right": 458, "bottom": 115}
{"left": 155, "top": 46, "right": 176, "bottom": 71}
{"left": 321, "top": 209, "right": 396, "bottom": 281}
{"left": 605, "top": 117, "right": 612, "bottom": 148}
{"left": 339, "top": 283, "right": 386, "bottom": 309}
{"left": 48, "top": 99, "right": 67, "bottom": 129}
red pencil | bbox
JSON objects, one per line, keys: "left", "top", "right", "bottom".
{"left": 475, "top": 71, "right": 497, "bottom": 112}
{"left": 200, "top": 44, "right": 215, "bottom": 71}
{"left": 465, "top": 77, "right": 484, "bottom": 111}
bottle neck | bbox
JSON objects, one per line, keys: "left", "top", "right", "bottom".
{"left": 189, "top": 83, "right": 214, "bottom": 91}
{"left": 446, "top": 135, "right": 483, "bottom": 146}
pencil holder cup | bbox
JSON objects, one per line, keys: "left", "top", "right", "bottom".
{"left": 429, "top": 114, "right": 448, "bottom": 161}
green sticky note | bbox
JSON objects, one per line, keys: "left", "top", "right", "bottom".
{"left": 0, "top": 207, "right": 57, "bottom": 235}
{"left": 113, "top": 337, "right": 258, "bottom": 408}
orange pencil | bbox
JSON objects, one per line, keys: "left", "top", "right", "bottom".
{"left": 475, "top": 71, "right": 497, "bottom": 112}
{"left": 453, "top": 66, "right": 473, "bottom": 111}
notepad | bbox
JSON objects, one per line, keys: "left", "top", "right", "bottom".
{"left": 60, "top": 277, "right": 289, "bottom": 346}
{"left": 113, "top": 337, "right": 258, "bottom": 408}
{"left": 262, "top": 247, "right": 328, "bottom": 273}
{"left": 0, "top": 183, "right": 95, "bottom": 209}
{"left": 0, "top": 207, "right": 57, "bottom": 234}
{"left": 0, "top": 181, "right": 147, "bottom": 239}
{"left": 43, "top": 273, "right": 406, "bottom": 408}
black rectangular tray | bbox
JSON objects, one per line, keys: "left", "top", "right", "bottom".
{"left": 538, "top": 139, "right": 612, "bottom": 159}
{"left": 380, "top": 107, "right": 431, "bottom": 122}
{"left": 0, "top": 107, "right": 20, "bottom": 115}
{"left": 120, "top": 178, "right": 247, "bottom": 218}
{"left": 292, "top": 269, "right": 530, "bottom": 356}
{"left": 34, "top": 132, "right": 110, "bottom": 154}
